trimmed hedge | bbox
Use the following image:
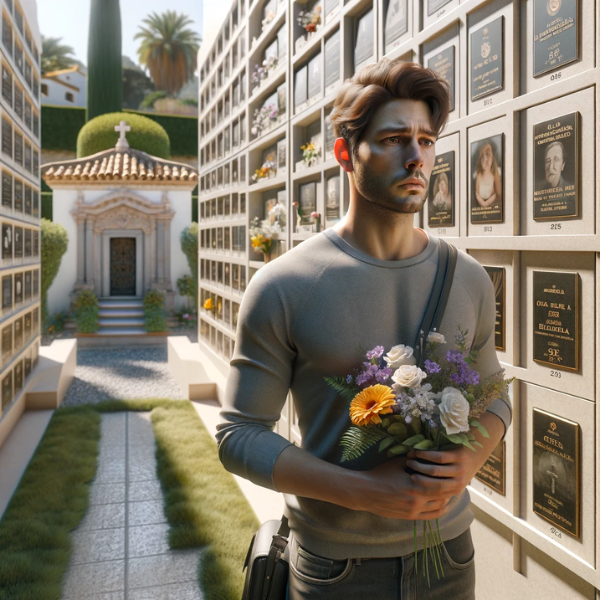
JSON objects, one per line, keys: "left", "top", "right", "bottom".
{"left": 77, "top": 112, "right": 170, "bottom": 158}
{"left": 73, "top": 289, "right": 100, "bottom": 333}
{"left": 143, "top": 290, "right": 168, "bottom": 332}
{"left": 41, "top": 218, "right": 68, "bottom": 323}
{"left": 41, "top": 192, "right": 53, "bottom": 221}
{"left": 42, "top": 105, "right": 198, "bottom": 158}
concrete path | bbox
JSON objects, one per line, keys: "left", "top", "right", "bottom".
{"left": 61, "top": 412, "right": 202, "bottom": 600}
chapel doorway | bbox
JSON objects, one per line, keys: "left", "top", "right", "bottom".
{"left": 110, "top": 237, "right": 136, "bottom": 296}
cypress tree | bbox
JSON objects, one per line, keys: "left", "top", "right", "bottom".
{"left": 87, "top": 0, "right": 123, "bottom": 121}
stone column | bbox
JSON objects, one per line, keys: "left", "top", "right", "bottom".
{"left": 156, "top": 221, "right": 165, "bottom": 283}
{"left": 144, "top": 232, "right": 151, "bottom": 294}
{"left": 93, "top": 232, "right": 102, "bottom": 297}
{"left": 149, "top": 221, "right": 156, "bottom": 284}
{"left": 85, "top": 219, "right": 94, "bottom": 285}
{"left": 76, "top": 219, "right": 85, "bottom": 284}
{"left": 164, "top": 220, "right": 171, "bottom": 289}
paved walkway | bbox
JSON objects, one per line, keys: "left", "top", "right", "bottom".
{"left": 61, "top": 412, "right": 202, "bottom": 600}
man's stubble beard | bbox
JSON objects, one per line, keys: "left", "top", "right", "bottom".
{"left": 352, "top": 159, "right": 430, "bottom": 215}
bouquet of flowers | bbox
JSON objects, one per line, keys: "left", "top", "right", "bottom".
{"left": 301, "top": 141, "right": 320, "bottom": 167}
{"left": 324, "top": 327, "right": 512, "bottom": 584}
{"left": 297, "top": 5, "right": 322, "bottom": 32}
{"left": 251, "top": 103, "right": 279, "bottom": 137}
{"left": 251, "top": 159, "right": 276, "bottom": 183}
{"left": 250, "top": 213, "right": 284, "bottom": 257}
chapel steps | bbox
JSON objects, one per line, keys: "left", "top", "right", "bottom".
{"left": 95, "top": 298, "right": 146, "bottom": 336}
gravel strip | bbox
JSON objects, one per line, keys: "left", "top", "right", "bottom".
{"left": 62, "top": 347, "right": 187, "bottom": 406}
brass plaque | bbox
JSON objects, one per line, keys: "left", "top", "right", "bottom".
{"left": 470, "top": 17, "right": 504, "bottom": 101}
{"left": 1, "top": 370, "right": 11, "bottom": 409}
{"left": 484, "top": 266, "right": 505, "bottom": 351}
{"left": 427, "top": 151, "right": 455, "bottom": 227}
{"left": 533, "top": 408, "right": 580, "bottom": 538}
{"left": 470, "top": 135, "right": 504, "bottom": 224}
{"left": 475, "top": 441, "right": 505, "bottom": 495}
{"left": 533, "top": 0, "right": 579, "bottom": 78}
{"left": 533, "top": 112, "right": 579, "bottom": 220}
{"left": 533, "top": 270, "right": 579, "bottom": 371}
{"left": 427, "top": 46, "right": 455, "bottom": 112}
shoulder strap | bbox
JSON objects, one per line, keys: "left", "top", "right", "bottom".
{"left": 413, "top": 239, "right": 457, "bottom": 367}
{"left": 261, "top": 516, "right": 290, "bottom": 600}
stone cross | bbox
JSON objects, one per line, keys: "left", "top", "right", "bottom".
{"left": 115, "top": 120, "right": 131, "bottom": 151}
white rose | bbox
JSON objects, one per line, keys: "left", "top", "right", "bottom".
{"left": 391, "top": 364, "right": 427, "bottom": 389}
{"left": 438, "top": 387, "right": 470, "bottom": 435}
{"left": 384, "top": 344, "right": 416, "bottom": 369}
{"left": 427, "top": 331, "right": 446, "bottom": 344}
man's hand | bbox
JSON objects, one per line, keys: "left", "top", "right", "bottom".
{"left": 405, "top": 411, "right": 505, "bottom": 497}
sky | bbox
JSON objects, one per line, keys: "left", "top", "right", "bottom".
{"left": 38, "top": 0, "right": 212, "bottom": 68}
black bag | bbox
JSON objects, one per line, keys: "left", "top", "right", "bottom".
{"left": 242, "top": 516, "right": 290, "bottom": 600}
{"left": 241, "top": 239, "right": 457, "bottom": 600}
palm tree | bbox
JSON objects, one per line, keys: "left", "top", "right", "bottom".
{"left": 135, "top": 11, "right": 201, "bottom": 96}
{"left": 41, "top": 36, "right": 76, "bottom": 75}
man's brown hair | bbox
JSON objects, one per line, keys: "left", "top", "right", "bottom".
{"left": 330, "top": 59, "right": 451, "bottom": 156}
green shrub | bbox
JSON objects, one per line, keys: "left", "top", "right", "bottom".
{"left": 44, "top": 311, "right": 67, "bottom": 335}
{"left": 41, "top": 218, "right": 68, "bottom": 323}
{"left": 177, "top": 274, "right": 196, "bottom": 302}
{"left": 140, "top": 90, "right": 167, "bottom": 109}
{"left": 180, "top": 98, "right": 198, "bottom": 107}
{"left": 73, "top": 290, "right": 99, "bottom": 333}
{"left": 41, "top": 105, "right": 86, "bottom": 152}
{"left": 180, "top": 222, "right": 198, "bottom": 293}
{"left": 76, "top": 111, "right": 170, "bottom": 158}
{"left": 143, "top": 291, "right": 168, "bottom": 332}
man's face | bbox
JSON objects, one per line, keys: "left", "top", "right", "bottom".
{"left": 545, "top": 144, "right": 565, "bottom": 187}
{"left": 351, "top": 99, "right": 437, "bottom": 214}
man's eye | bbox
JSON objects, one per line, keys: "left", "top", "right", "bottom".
{"left": 386, "top": 137, "right": 400, "bottom": 144}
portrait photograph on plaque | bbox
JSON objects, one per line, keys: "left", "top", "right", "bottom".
{"left": 14, "top": 360, "right": 22, "bottom": 395}
{"left": 14, "top": 273, "right": 22, "bottom": 305}
{"left": 533, "top": 112, "right": 580, "bottom": 220}
{"left": 294, "top": 65, "right": 308, "bottom": 112}
{"left": 325, "top": 175, "right": 340, "bottom": 226}
{"left": 2, "top": 275, "right": 11, "bottom": 311}
{"left": 533, "top": 270, "right": 579, "bottom": 372}
{"left": 324, "top": 30, "right": 340, "bottom": 93}
{"left": 427, "top": 151, "right": 454, "bottom": 227}
{"left": 427, "top": 0, "right": 453, "bottom": 18}
{"left": 24, "top": 270, "right": 31, "bottom": 300}
{"left": 427, "top": 46, "right": 455, "bottom": 112}
{"left": 2, "top": 223, "right": 12, "bottom": 260}
{"left": 470, "top": 135, "right": 503, "bottom": 223}
{"left": 484, "top": 266, "right": 505, "bottom": 351}
{"left": 14, "top": 226, "right": 22, "bottom": 258}
{"left": 470, "top": 17, "right": 504, "bottom": 101}
{"left": 533, "top": 408, "right": 580, "bottom": 538}
{"left": 24, "top": 311, "right": 31, "bottom": 341}
{"left": 475, "top": 441, "right": 505, "bottom": 495}
{"left": 533, "top": 0, "right": 579, "bottom": 77}
{"left": 384, "top": 0, "right": 408, "bottom": 53}
{"left": 14, "top": 317, "right": 21, "bottom": 351}
{"left": 2, "top": 371, "right": 11, "bottom": 409}
{"left": 354, "top": 8, "right": 374, "bottom": 72}
{"left": 297, "top": 181, "right": 317, "bottom": 230}
{"left": 14, "top": 180, "right": 22, "bottom": 212}
{"left": 307, "top": 52, "right": 322, "bottom": 102}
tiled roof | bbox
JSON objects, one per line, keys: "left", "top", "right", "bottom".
{"left": 43, "top": 65, "right": 86, "bottom": 78}
{"left": 42, "top": 147, "right": 199, "bottom": 187}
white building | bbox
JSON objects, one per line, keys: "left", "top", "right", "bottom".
{"left": 41, "top": 65, "right": 86, "bottom": 108}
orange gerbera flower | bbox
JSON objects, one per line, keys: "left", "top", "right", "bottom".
{"left": 203, "top": 298, "right": 214, "bottom": 310}
{"left": 349, "top": 384, "right": 396, "bottom": 427}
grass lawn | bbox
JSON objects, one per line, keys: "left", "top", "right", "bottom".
{"left": 0, "top": 399, "right": 260, "bottom": 600}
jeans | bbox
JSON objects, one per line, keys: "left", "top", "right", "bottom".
{"left": 287, "top": 528, "right": 475, "bottom": 600}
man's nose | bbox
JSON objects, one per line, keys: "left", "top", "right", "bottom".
{"left": 404, "top": 139, "right": 424, "bottom": 170}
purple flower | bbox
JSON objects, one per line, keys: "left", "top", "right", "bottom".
{"left": 345, "top": 375, "right": 353, "bottom": 384}
{"left": 375, "top": 368, "right": 392, "bottom": 383}
{"left": 424, "top": 359, "right": 441, "bottom": 374}
{"left": 446, "top": 350, "right": 466, "bottom": 365}
{"left": 356, "top": 371, "right": 370, "bottom": 386}
{"left": 366, "top": 346, "right": 385, "bottom": 360}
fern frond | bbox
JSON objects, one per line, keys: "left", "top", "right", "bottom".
{"left": 323, "top": 376, "right": 360, "bottom": 403}
{"left": 339, "top": 426, "right": 388, "bottom": 462}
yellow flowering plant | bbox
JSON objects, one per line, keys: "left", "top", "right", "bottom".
{"left": 300, "top": 142, "right": 321, "bottom": 167}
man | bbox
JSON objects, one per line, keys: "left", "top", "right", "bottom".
{"left": 543, "top": 140, "right": 571, "bottom": 190}
{"left": 216, "top": 59, "right": 511, "bottom": 599}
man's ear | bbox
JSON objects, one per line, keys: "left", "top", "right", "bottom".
{"left": 334, "top": 138, "right": 353, "bottom": 172}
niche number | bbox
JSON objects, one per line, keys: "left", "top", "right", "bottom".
{"left": 484, "top": 226, "right": 493, "bottom": 233}
{"left": 551, "top": 223, "right": 561, "bottom": 230}
{"left": 436, "top": 8, "right": 445, "bottom": 17}
{"left": 550, "top": 527, "right": 562, "bottom": 539}
{"left": 550, "top": 72, "right": 562, "bottom": 81}
{"left": 483, "top": 486, "right": 493, "bottom": 496}
{"left": 484, "top": 98, "right": 493, "bottom": 106}
{"left": 437, "top": 228, "right": 447, "bottom": 235}
{"left": 550, "top": 370, "right": 562, "bottom": 379}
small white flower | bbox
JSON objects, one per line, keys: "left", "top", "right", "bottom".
{"left": 384, "top": 344, "right": 416, "bottom": 369}
{"left": 391, "top": 364, "right": 426, "bottom": 389}
{"left": 427, "top": 331, "right": 446, "bottom": 344}
{"left": 438, "top": 387, "right": 470, "bottom": 435}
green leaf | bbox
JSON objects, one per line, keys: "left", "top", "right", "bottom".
{"left": 445, "top": 433, "right": 463, "bottom": 444}
{"left": 472, "top": 441, "right": 484, "bottom": 448}
{"left": 379, "top": 437, "right": 395, "bottom": 452}
{"left": 381, "top": 418, "right": 390, "bottom": 429}
{"left": 469, "top": 420, "right": 480, "bottom": 428}
{"left": 413, "top": 439, "right": 434, "bottom": 450}
{"left": 339, "top": 426, "right": 387, "bottom": 462}
{"left": 466, "top": 432, "right": 476, "bottom": 441}
{"left": 388, "top": 444, "right": 410, "bottom": 457}
{"left": 388, "top": 422, "right": 407, "bottom": 437}
{"left": 478, "top": 425, "right": 490, "bottom": 439}
{"left": 463, "top": 440, "right": 476, "bottom": 451}
{"left": 403, "top": 434, "right": 425, "bottom": 447}
{"left": 411, "top": 418, "right": 422, "bottom": 435}
{"left": 323, "top": 376, "right": 360, "bottom": 403}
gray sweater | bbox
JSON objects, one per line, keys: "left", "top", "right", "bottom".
{"left": 216, "top": 229, "right": 512, "bottom": 559}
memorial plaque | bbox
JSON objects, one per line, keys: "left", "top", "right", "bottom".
{"left": 14, "top": 131, "right": 22, "bottom": 165}
{"left": 354, "top": 8, "right": 374, "bottom": 70}
{"left": 385, "top": 0, "right": 408, "bottom": 52}
{"left": 264, "top": 38, "right": 278, "bottom": 62}
{"left": 470, "top": 135, "right": 504, "bottom": 223}
{"left": 307, "top": 53, "right": 322, "bottom": 101}
{"left": 2, "top": 275, "right": 10, "bottom": 310}
{"left": 324, "top": 31, "right": 340, "bottom": 90}
{"left": 533, "top": 0, "right": 579, "bottom": 77}
{"left": 24, "top": 352, "right": 31, "bottom": 379}
{"left": 24, "top": 228, "right": 31, "bottom": 257}
{"left": 14, "top": 317, "right": 21, "bottom": 350}
{"left": 533, "top": 270, "right": 579, "bottom": 371}
{"left": 533, "top": 112, "right": 579, "bottom": 220}
{"left": 294, "top": 65, "right": 308, "bottom": 111}
{"left": 484, "top": 266, "right": 505, "bottom": 351}
{"left": 307, "top": 119, "right": 321, "bottom": 150}
{"left": 1, "top": 171, "right": 11, "bottom": 209}
{"left": 24, "top": 311, "right": 31, "bottom": 341}
{"left": 33, "top": 307, "right": 38, "bottom": 334}
{"left": 427, "top": 0, "right": 453, "bottom": 17}
{"left": 14, "top": 360, "right": 22, "bottom": 394}
{"left": 14, "top": 272, "right": 22, "bottom": 304}
{"left": 14, "top": 226, "right": 22, "bottom": 258}
{"left": 277, "top": 139, "right": 287, "bottom": 170}
{"left": 277, "top": 24, "right": 287, "bottom": 61}
{"left": 277, "top": 82, "right": 286, "bottom": 116}
{"left": 2, "top": 223, "right": 12, "bottom": 260}
{"left": 2, "top": 371, "right": 12, "bottom": 409}
{"left": 470, "top": 17, "right": 504, "bottom": 101}
{"left": 298, "top": 182, "right": 317, "bottom": 225}
{"left": 428, "top": 151, "right": 455, "bottom": 227}
{"left": 427, "top": 46, "right": 455, "bottom": 112}
{"left": 1, "top": 324, "right": 10, "bottom": 363}
{"left": 475, "top": 441, "right": 505, "bottom": 495}
{"left": 24, "top": 184, "right": 31, "bottom": 215}
{"left": 325, "top": 112, "right": 335, "bottom": 160}
{"left": 325, "top": 0, "right": 339, "bottom": 19}
{"left": 33, "top": 269, "right": 38, "bottom": 295}
{"left": 325, "top": 175, "right": 340, "bottom": 223}
{"left": 24, "top": 270, "right": 31, "bottom": 300}
{"left": 533, "top": 408, "right": 580, "bottom": 538}
{"left": 14, "top": 179, "right": 22, "bottom": 212}
{"left": 33, "top": 230, "right": 38, "bottom": 256}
